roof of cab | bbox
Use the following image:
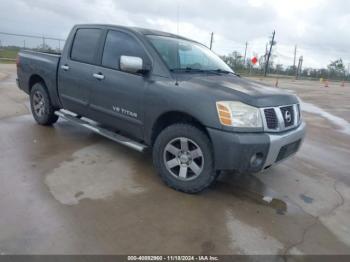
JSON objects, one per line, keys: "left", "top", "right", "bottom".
{"left": 74, "top": 24, "right": 197, "bottom": 42}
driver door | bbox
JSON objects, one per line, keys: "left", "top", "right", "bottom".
{"left": 88, "top": 29, "right": 151, "bottom": 140}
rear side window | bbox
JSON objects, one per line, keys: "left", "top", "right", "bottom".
{"left": 102, "top": 30, "right": 147, "bottom": 70}
{"left": 71, "top": 29, "right": 102, "bottom": 64}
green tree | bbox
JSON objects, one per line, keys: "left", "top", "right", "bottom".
{"left": 221, "top": 51, "right": 245, "bottom": 71}
{"left": 274, "top": 64, "right": 284, "bottom": 74}
{"left": 327, "top": 58, "right": 345, "bottom": 78}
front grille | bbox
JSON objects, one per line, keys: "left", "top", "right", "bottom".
{"left": 280, "top": 106, "right": 295, "bottom": 127}
{"left": 261, "top": 103, "right": 300, "bottom": 132}
{"left": 264, "top": 108, "right": 278, "bottom": 129}
{"left": 276, "top": 140, "right": 301, "bottom": 162}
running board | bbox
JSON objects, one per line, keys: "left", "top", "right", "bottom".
{"left": 55, "top": 110, "right": 147, "bottom": 152}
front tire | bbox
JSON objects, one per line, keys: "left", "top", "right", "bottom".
{"left": 30, "top": 82, "right": 58, "bottom": 125}
{"left": 153, "top": 123, "right": 217, "bottom": 193}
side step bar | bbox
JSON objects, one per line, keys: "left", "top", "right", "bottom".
{"left": 55, "top": 110, "right": 147, "bottom": 152}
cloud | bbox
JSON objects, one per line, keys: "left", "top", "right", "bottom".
{"left": 0, "top": 0, "right": 349, "bottom": 68}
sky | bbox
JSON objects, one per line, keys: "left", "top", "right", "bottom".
{"left": 1, "top": 0, "right": 349, "bottom": 69}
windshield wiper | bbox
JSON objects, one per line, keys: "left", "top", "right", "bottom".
{"left": 170, "top": 68, "right": 240, "bottom": 77}
{"left": 207, "top": 69, "right": 241, "bottom": 77}
{"left": 170, "top": 67, "right": 204, "bottom": 73}
{"left": 203, "top": 69, "right": 234, "bottom": 74}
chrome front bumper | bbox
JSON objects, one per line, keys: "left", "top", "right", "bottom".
{"left": 263, "top": 121, "right": 306, "bottom": 169}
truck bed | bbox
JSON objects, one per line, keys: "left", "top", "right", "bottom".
{"left": 17, "top": 50, "right": 62, "bottom": 108}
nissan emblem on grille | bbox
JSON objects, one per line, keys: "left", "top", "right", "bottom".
{"left": 280, "top": 106, "right": 295, "bottom": 128}
{"left": 262, "top": 104, "right": 300, "bottom": 131}
{"left": 284, "top": 110, "right": 292, "bottom": 123}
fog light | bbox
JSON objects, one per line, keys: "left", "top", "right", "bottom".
{"left": 250, "top": 152, "right": 263, "bottom": 168}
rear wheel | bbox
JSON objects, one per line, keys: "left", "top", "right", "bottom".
{"left": 153, "top": 123, "right": 217, "bottom": 193}
{"left": 30, "top": 82, "right": 58, "bottom": 125}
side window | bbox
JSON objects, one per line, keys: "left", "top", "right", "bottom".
{"left": 71, "top": 29, "right": 102, "bottom": 64}
{"left": 102, "top": 30, "right": 147, "bottom": 70}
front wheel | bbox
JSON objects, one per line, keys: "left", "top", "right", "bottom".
{"left": 30, "top": 82, "right": 58, "bottom": 125}
{"left": 153, "top": 123, "right": 217, "bottom": 193}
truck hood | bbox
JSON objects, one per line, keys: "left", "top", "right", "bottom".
{"left": 177, "top": 74, "right": 299, "bottom": 107}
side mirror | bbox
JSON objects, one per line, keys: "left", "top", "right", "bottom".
{"left": 120, "top": 55, "right": 151, "bottom": 74}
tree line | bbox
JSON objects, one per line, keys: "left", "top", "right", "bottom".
{"left": 221, "top": 51, "right": 349, "bottom": 81}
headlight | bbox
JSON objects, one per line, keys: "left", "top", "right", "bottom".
{"left": 216, "top": 101, "right": 263, "bottom": 128}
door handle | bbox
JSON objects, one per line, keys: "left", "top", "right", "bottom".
{"left": 93, "top": 73, "right": 105, "bottom": 80}
{"left": 61, "top": 65, "right": 70, "bottom": 71}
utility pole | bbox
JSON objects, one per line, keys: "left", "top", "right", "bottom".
{"left": 243, "top": 41, "right": 248, "bottom": 66}
{"left": 264, "top": 30, "right": 275, "bottom": 77}
{"left": 176, "top": 1, "right": 180, "bottom": 35}
{"left": 296, "top": 56, "right": 303, "bottom": 79}
{"left": 293, "top": 45, "right": 297, "bottom": 70}
{"left": 209, "top": 32, "right": 214, "bottom": 50}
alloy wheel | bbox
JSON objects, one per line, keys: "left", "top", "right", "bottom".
{"left": 163, "top": 137, "right": 204, "bottom": 181}
{"left": 32, "top": 91, "right": 46, "bottom": 117}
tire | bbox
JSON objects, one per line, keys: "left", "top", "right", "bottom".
{"left": 153, "top": 123, "right": 218, "bottom": 193}
{"left": 30, "top": 82, "right": 58, "bottom": 125}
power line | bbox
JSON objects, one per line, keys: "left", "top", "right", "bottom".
{"left": 0, "top": 31, "right": 65, "bottom": 41}
{"left": 274, "top": 50, "right": 295, "bottom": 60}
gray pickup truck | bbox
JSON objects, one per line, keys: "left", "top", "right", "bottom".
{"left": 17, "top": 24, "right": 305, "bottom": 193}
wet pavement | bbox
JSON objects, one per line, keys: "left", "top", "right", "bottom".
{"left": 0, "top": 64, "right": 350, "bottom": 254}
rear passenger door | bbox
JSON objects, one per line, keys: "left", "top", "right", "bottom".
{"left": 89, "top": 29, "right": 151, "bottom": 140}
{"left": 58, "top": 28, "right": 103, "bottom": 116}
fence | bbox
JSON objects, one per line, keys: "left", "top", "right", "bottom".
{"left": 0, "top": 32, "right": 66, "bottom": 62}
{"left": 1, "top": 31, "right": 348, "bottom": 81}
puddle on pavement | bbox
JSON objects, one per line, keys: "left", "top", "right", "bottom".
{"left": 301, "top": 101, "right": 350, "bottom": 135}
{"left": 300, "top": 194, "right": 314, "bottom": 204}
{"left": 45, "top": 142, "right": 146, "bottom": 205}
{"left": 217, "top": 172, "right": 288, "bottom": 215}
{"left": 225, "top": 210, "right": 284, "bottom": 255}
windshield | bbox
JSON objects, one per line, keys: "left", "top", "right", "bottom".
{"left": 147, "top": 35, "right": 233, "bottom": 73}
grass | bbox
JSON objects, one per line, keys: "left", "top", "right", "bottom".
{"left": 0, "top": 48, "right": 19, "bottom": 64}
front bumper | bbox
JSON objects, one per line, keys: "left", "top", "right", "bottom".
{"left": 207, "top": 121, "right": 306, "bottom": 173}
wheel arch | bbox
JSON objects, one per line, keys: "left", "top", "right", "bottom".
{"left": 29, "top": 74, "right": 46, "bottom": 92}
{"left": 149, "top": 111, "right": 212, "bottom": 146}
